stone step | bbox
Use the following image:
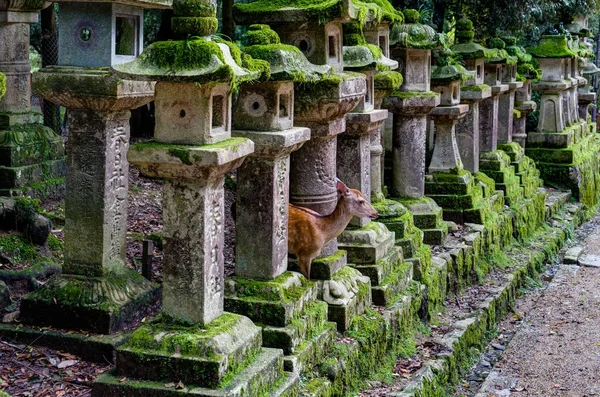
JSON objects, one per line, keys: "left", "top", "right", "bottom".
{"left": 269, "top": 372, "right": 300, "bottom": 397}
{"left": 338, "top": 222, "right": 396, "bottom": 265}
{"left": 421, "top": 227, "right": 448, "bottom": 245}
{"left": 262, "top": 301, "right": 329, "bottom": 355}
{"left": 299, "top": 377, "right": 331, "bottom": 397}
{"left": 372, "top": 261, "right": 413, "bottom": 306}
{"left": 93, "top": 348, "right": 285, "bottom": 397}
{"left": 564, "top": 246, "right": 583, "bottom": 264}
{"left": 545, "top": 190, "right": 571, "bottom": 219}
{"left": 283, "top": 322, "right": 337, "bottom": 374}
{"left": 224, "top": 272, "right": 319, "bottom": 328}
{"left": 351, "top": 246, "right": 404, "bottom": 286}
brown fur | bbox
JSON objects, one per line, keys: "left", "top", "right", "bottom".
{"left": 288, "top": 180, "right": 378, "bottom": 279}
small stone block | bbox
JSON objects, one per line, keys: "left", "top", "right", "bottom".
{"left": 371, "top": 261, "right": 413, "bottom": 306}
{"left": 422, "top": 228, "right": 448, "bottom": 245}
{"left": 338, "top": 222, "right": 395, "bottom": 264}
{"left": 577, "top": 254, "right": 600, "bottom": 267}
{"left": 282, "top": 322, "right": 336, "bottom": 374}
{"left": 351, "top": 246, "right": 404, "bottom": 286}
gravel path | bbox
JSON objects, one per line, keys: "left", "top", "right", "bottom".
{"left": 474, "top": 215, "right": 600, "bottom": 397}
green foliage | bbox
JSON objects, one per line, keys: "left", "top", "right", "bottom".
{"left": 374, "top": 71, "right": 404, "bottom": 92}
{"left": 403, "top": 8, "right": 420, "bottom": 23}
{"left": 171, "top": 16, "right": 218, "bottom": 37}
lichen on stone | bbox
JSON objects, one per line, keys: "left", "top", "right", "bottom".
{"left": 0, "top": 73, "right": 6, "bottom": 100}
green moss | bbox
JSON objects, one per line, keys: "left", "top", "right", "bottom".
{"left": 530, "top": 35, "right": 576, "bottom": 58}
{"left": 488, "top": 37, "right": 506, "bottom": 50}
{"left": 517, "top": 63, "right": 541, "bottom": 80}
{"left": 402, "top": 8, "right": 419, "bottom": 23}
{"left": 173, "top": 0, "right": 215, "bottom": 17}
{"left": 228, "top": 271, "right": 313, "bottom": 303}
{"left": 142, "top": 38, "right": 228, "bottom": 72}
{"left": 374, "top": 71, "right": 403, "bottom": 94}
{"left": 234, "top": 0, "right": 383, "bottom": 26}
{"left": 461, "top": 84, "right": 490, "bottom": 92}
{"left": 513, "top": 108, "right": 522, "bottom": 118}
{"left": 171, "top": 16, "right": 218, "bottom": 37}
{"left": 0, "top": 233, "right": 42, "bottom": 263}
{"left": 364, "top": 0, "right": 403, "bottom": 24}
{"left": 246, "top": 24, "right": 281, "bottom": 46}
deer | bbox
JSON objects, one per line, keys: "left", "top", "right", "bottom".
{"left": 288, "top": 178, "right": 378, "bottom": 280}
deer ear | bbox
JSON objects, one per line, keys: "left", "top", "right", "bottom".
{"left": 335, "top": 178, "right": 348, "bottom": 195}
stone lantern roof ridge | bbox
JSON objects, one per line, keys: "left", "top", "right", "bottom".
{"left": 529, "top": 34, "right": 577, "bottom": 58}
{"left": 112, "top": 37, "right": 265, "bottom": 85}
{"left": 233, "top": 0, "right": 385, "bottom": 25}
{"left": 241, "top": 25, "right": 334, "bottom": 82}
{"left": 50, "top": 0, "right": 172, "bottom": 8}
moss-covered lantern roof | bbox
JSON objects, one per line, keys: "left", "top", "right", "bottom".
{"left": 364, "top": 0, "right": 403, "bottom": 25}
{"left": 485, "top": 38, "right": 517, "bottom": 65}
{"left": 113, "top": 0, "right": 266, "bottom": 85}
{"left": 451, "top": 18, "right": 493, "bottom": 59}
{"left": 390, "top": 8, "right": 447, "bottom": 49}
{"left": 342, "top": 23, "right": 398, "bottom": 71}
{"left": 374, "top": 70, "right": 403, "bottom": 94}
{"left": 233, "top": 0, "right": 384, "bottom": 26}
{"left": 530, "top": 35, "right": 576, "bottom": 58}
{"left": 430, "top": 63, "right": 472, "bottom": 85}
{"left": 112, "top": 38, "right": 265, "bottom": 84}
{"left": 241, "top": 25, "right": 331, "bottom": 82}
{"left": 0, "top": 73, "right": 5, "bottom": 101}
{"left": 583, "top": 61, "right": 600, "bottom": 77}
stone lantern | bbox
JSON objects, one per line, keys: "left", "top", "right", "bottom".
{"left": 21, "top": 0, "right": 171, "bottom": 334}
{"left": 0, "top": 0, "right": 66, "bottom": 198}
{"left": 425, "top": 64, "right": 490, "bottom": 225}
{"left": 451, "top": 18, "right": 492, "bottom": 174}
{"left": 234, "top": 0, "right": 371, "bottom": 333}
{"left": 383, "top": 8, "right": 447, "bottom": 245}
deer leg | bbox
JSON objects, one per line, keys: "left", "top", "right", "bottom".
{"left": 298, "top": 255, "right": 312, "bottom": 280}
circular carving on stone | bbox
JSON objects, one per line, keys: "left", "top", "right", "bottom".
{"left": 290, "top": 33, "right": 315, "bottom": 57}
{"left": 80, "top": 27, "right": 92, "bottom": 41}
{"left": 243, "top": 93, "right": 267, "bottom": 117}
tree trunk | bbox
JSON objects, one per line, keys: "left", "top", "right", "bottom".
{"left": 222, "top": 0, "right": 235, "bottom": 40}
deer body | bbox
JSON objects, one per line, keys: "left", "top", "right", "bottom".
{"left": 288, "top": 180, "right": 378, "bottom": 279}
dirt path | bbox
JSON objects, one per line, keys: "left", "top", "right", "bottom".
{"left": 474, "top": 216, "right": 600, "bottom": 397}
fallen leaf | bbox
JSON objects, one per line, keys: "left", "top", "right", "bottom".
{"left": 57, "top": 360, "right": 78, "bottom": 369}
{"left": 164, "top": 383, "right": 175, "bottom": 388}
{"left": 119, "top": 377, "right": 127, "bottom": 382}
{"left": 176, "top": 381, "right": 185, "bottom": 389}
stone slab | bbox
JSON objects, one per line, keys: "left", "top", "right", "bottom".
{"left": 563, "top": 246, "right": 583, "bottom": 264}
{"left": 0, "top": 323, "right": 129, "bottom": 363}
{"left": 93, "top": 348, "right": 288, "bottom": 397}
{"left": 578, "top": 254, "right": 600, "bottom": 268}
{"left": 288, "top": 250, "right": 347, "bottom": 280}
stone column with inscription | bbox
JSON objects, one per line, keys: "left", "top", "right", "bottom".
{"left": 383, "top": 9, "right": 447, "bottom": 245}
{"left": 19, "top": 0, "right": 173, "bottom": 333}
{"left": 94, "top": 4, "right": 299, "bottom": 395}
{"left": 0, "top": 1, "right": 66, "bottom": 198}
{"left": 513, "top": 78, "right": 538, "bottom": 148}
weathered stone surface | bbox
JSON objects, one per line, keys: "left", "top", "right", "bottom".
{"left": 34, "top": 67, "right": 155, "bottom": 111}
{"left": 564, "top": 246, "right": 583, "bottom": 264}
{"left": 339, "top": 108, "right": 387, "bottom": 226}
{"left": 338, "top": 222, "right": 395, "bottom": 264}
{"left": 428, "top": 104, "right": 469, "bottom": 173}
{"left": 115, "top": 313, "right": 262, "bottom": 387}
{"left": 497, "top": 82, "right": 523, "bottom": 144}
{"left": 234, "top": 128, "right": 309, "bottom": 280}
{"left": 391, "top": 48, "right": 431, "bottom": 92}
{"left": 20, "top": 268, "right": 160, "bottom": 333}
{"left": 233, "top": 81, "right": 295, "bottom": 132}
